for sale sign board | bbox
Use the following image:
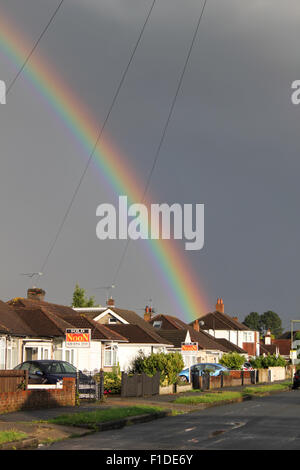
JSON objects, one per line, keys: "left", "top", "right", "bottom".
{"left": 181, "top": 342, "right": 198, "bottom": 353}
{"left": 66, "top": 329, "right": 91, "bottom": 348}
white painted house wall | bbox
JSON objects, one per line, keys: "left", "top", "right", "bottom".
{"left": 53, "top": 339, "right": 102, "bottom": 373}
{"left": 117, "top": 344, "right": 166, "bottom": 372}
{"left": 206, "top": 329, "right": 255, "bottom": 349}
{"left": 74, "top": 341, "right": 102, "bottom": 373}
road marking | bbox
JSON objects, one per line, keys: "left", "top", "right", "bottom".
{"left": 184, "top": 427, "right": 196, "bottom": 432}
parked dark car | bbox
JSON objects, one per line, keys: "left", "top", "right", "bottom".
{"left": 292, "top": 369, "right": 300, "bottom": 389}
{"left": 14, "top": 360, "right": 87, "bottom": 384}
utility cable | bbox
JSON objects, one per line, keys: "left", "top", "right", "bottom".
{"left": 112, "top": 0, "right": 208, "bottom": 285}
{"left": 6, "top": 0, "right": 65, "bottom": 94}
{"left": 40, "top": 0, "right": 157, "bottom": 273}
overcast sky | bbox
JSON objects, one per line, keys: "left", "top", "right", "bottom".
{"left": 0, "top": 0, "right": 300, "bottom": 330}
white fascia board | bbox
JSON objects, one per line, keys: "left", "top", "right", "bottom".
{"left": 73, "top": 307, "right": 106, "bottom": 313}
{"left": 102, "top": 339, "right": 129, "bottom": 343}
{"left": 185, "top": 331, "right": 191, "bottom": 342}
{"left": 118, "top": 343, "right": 173, "bottom": 348}
{"left": 93, "top": 308, "right": 129, "bottom": 324}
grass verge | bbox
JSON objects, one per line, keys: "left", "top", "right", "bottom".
{"left": 173, "top": 382, "right": 291, "bottom": 405}
{"left": 0, "top": 430, "right": 28, "bottom": 444}
{"left": 243, "top": 382, "right": 291, "bottom": 396}
{"left": 174, "top": 391, "right": 241, "bottom": 405}
{"left": 47, "top": 405, "right": 164, "bottom": 429}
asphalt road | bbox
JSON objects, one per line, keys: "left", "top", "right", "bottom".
{"left": 41, "top": 389, "right": 300, "bottom": 450}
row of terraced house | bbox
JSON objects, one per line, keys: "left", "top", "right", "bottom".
{"left": 0, "top": 287, "right": 267, "bottom": 373}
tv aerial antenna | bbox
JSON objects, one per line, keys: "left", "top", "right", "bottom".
{"left": 20, "top": 272, "right": 43, "bottom": 287}
{"left": 92, "top": 284, "right": 116, "bottom": 301}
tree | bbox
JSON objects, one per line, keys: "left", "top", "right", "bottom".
{"left": 242, "top": 310, "right": 283, "bottom": 338}
{"left": 243, "top": 312, "right": 260, "bottom": 331}
{"left": 259, "top": 311, "right": 283, "bottom": 338}
{"left": 71, "top": 283, "right": 96, "bottom": 308}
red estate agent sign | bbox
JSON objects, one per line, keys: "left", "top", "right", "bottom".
{"left": 181, "top": 342, "right": 198, "bottom": 353}
{"left": 66, "top": 329, "right": 91, "bottom": 348}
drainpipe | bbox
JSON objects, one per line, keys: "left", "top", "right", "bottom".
{"left": 5, "top": 336, "right": 11, "bottom": 369}
{"left": 5, "top": 336, "right": 8, "bottom": 369}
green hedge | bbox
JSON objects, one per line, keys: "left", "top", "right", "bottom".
{"left": 130, "top": 351, "right": 185, "bottom": 386}
{"left": 250, "top": 354, "right": 286, "bottom": 368}
{"left": 219, "top": 352, "right": 245, "bottom": 370}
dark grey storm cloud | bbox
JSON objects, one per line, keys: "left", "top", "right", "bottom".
{"left": 0, "top": 0, "right": 300, "bottom": 329}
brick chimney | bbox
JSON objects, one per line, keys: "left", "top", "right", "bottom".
{"left": 215, "top": 297, "right": 224, "bottom": 313}
{"left": 144, "top": 306, "right": 152, "bottom": 322}
{"left": 27, "top": 287, "right": 46, "bottom": 302}
{"left": 193, "top": 319, "right": 199, "bottom": 331}
{"left": 232, "top": 316, "right": 238, "bottom": 322}
{"left": 106, "top": 297, "right": 115, "bottom": 307}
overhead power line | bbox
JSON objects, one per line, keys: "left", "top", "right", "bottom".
{"left": 40, "top": 0, "right": 157, "bottom": 273}
{"left": 112, "top": 0, "right": 208, "bottom": 285}
{"left": 7, "top": 0, "right": 65, "bottom": 95}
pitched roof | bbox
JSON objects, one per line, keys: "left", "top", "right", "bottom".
{"left": 156, "top": 328, "right": 229, "bottom": 352}
{"left": 213, "top": 337, "right": 247, "bottom": 354}
{"left": 278, "top": 331, "right": 300, "bottom": 340}
{"left": 6, "top": 298, "right": 128, "bottom": 342}
{"left": 154, "top": 329, "right": 189, "bottom": 348}
{"left": 149, "top": 313, "right": 230, "bottom": 352}
{"left": 78, "top": 307, "right": 172, "bottom": 346}
{"left": 14, "top": 307, "right": 73, "bottom": 338}
{"left": 191, "top": 311, "right": 249, "bottom": 331}
{"left": 0, "top": 300, "right": 33, "bottom": 336}
{"left": 272, "top": 339, "right": 291, "bottom": 356}
{"left": 65, "top": 314, "right": 128, "bottom": 342}
{"left": 259, "top": 342, "right": 278, "bottom": 355}
{"left": 149, "top": 314, "right": 190, "bottom": 330}
{"left": 106, "top": 324, "right": 173, "bottom": 345}
{"left": 8, "top": 297, "right": 77, "bottom": 319}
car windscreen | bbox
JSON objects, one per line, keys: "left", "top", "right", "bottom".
{"left": 61, "top": 362, "right": 77, "bottom": 373}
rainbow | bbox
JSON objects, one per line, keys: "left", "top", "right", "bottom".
{"left": 0, "top": 10, "right": 209, "bottom": 320}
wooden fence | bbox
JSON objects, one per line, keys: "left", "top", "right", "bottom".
{"left": 121, "top": 371, "right": 160, "bottom": 398}
{"left": 192, "top": 370, "right": 256, "bottom": 391}
{"left": 0, "top": 370, "right": 28, "bottom": 393}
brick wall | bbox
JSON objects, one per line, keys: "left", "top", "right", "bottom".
{"left": 0, "top": 378, "right": 76, "bottom": 414}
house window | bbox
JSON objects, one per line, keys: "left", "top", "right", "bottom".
{"left": 54, "top": 341, "right": 75, "bottom": 365}
{"left": 0, "top": 337, "right": 5, "bottom": 369}
{"left": 6, "top": 340, "right": 19, "bottom": 369}
{"left": 108, "top": 317, "right": 118, "bottom": 324}
{"left": 243, "top": 332, "right": 253, "bottom": 342}
{"left": 65, "top": 349, "right": 74, "bottom": 364}
{"left": 153, "top": 321, "right": 162, "bottom": 329}
{"left": 104, "top": 345, "right": 118, "bottom": 366}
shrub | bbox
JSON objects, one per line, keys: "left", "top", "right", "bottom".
{"left": 130, "top": 351, "right": 184, "bottom": 386}
{"left": 94, "top": 365, "right": 121, "bottom": 395}
{"left": 103, "top": 371, "right": 121, "bottom": 395}
{"left": 250, "top": 354, "right": 286, "bottom": 369}
{"left": 219, "top": 352, "right": 245, "bottom": 370}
